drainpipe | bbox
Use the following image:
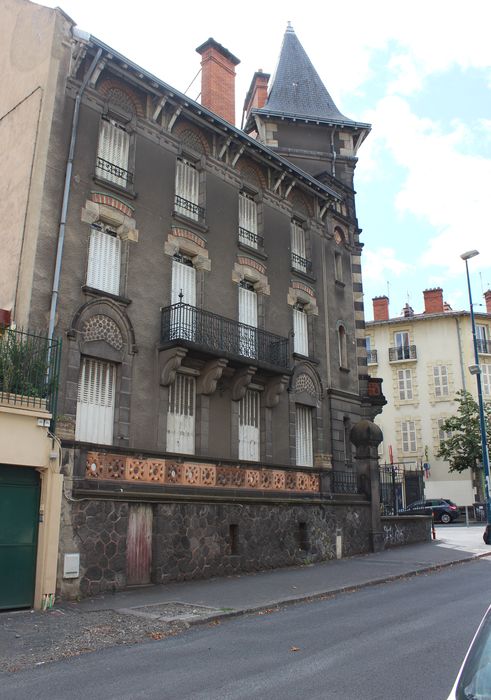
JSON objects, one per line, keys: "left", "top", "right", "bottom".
{"left": 47, "top": 43, "right": 103, "bottom": 341}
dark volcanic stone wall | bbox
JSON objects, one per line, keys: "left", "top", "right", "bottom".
{"left": 59, "top": 499, "right": 372, "bottom": 598}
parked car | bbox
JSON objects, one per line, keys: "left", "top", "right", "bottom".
{"left": 401, "top": 498, "right": 460, "bottom": 523}
{"left": 447, "top": 603, "right": 491, "bottom": 699}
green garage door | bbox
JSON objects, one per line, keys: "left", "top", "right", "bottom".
{"left": 0, "top": 466, "right": 40, "bottom": 610}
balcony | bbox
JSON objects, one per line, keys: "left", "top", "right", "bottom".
{"left": 367, "top": 350, "right": 378, "bottom": 364}
{"left": 331, "top": 470, "right": 361, "bottom": 495}
{"left": 95, "top": 157, "right": 133, "bottom": 189}
{"left": 174, "top": 195, "right": 205, "bottom": 222}
{"left": 0, "top": 327, "right": 61, "bottom": 417}
{"left": 161, "top": 303, "right": 290, "bottom": 372}
{"left": 389, "top": 345, "right": 417, "bottom": 362}
{"left": 477, "top": 338, "right": 491, "bottom": 355}
{"left": 291, "top": 253, "right": 313, "bottom": 275}
{"left": 238, "top": 227, "right": 264, "bottom": 249}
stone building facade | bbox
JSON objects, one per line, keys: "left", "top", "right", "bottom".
{"left": 1, "top": 0, "right": 393, "bottom": 601}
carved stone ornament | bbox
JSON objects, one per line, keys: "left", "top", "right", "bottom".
{"left": 230, "top": 366, "right": 257, "bottom": 401}
{"left": 197, "top": 358, "right": 228, "bottom": 395}
{"left": 159, "top": 348, "right": 188, "bottom": 386}
{"left": 264, "top": 375, "right": 289, "bottom": 408}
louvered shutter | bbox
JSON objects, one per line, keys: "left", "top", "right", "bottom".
{"left": 239, "top": 390, "right": 260, "bottom": 461}
{"left": 239, "top": 284, "right": 257, "bottom": 358}
{"left": 75, "top": 358, "right": 115, "bottom": 444}
{"left": 87, "top": 227, "right": 121, "bottom": 295}
{"left": 291, "top": 221, "right": 307, "bottom": 272}
{"left": 239, "top": 193, "right": 258, "bottom": 247}
{"left": 167, "top": 374, "right": 195, "bottom": 454}
{"left": 96, "top": 119, "right": 130, "bottom": 188}
{"left": 293, "top": 307, "right": 308, "bottom": 356}
{"left": 175, "top": 159, "right": 199, "bottom": 220}
{"left": 296, "top": 405, "right": 313, "bottom": 467}
{"left": 171, "top": 257, "right": 196, "bottom": 341}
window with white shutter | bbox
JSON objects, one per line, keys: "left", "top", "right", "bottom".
{"left": 175, "top": 158, "right": 200, "bottom": 220}
{"left": 239, "top": 390, "right": 260, "bottom": 461}
{"left": 293, "top": 303, "right": 308, "bottom": 356}
{"left": 296, "top": 405, "right": 313, "bottom": 467}
{"left": 96, "top": 118, "right": 130, "bottom": 188}
{"left": 239, "top": 193, "right": 258, "bottom": 248}
{"left": 86, "top": 223, "right": 121, "bottom": 295}
{"left": 238, "top": 281, "right": 257, "bottom": 358}
{"left": 170, "top": 254, "right": 196, "bottom": 341}
{"left": 75, "top": 358, "right": 115, "bottom": 444}
{"left": 291, "top": 220, "right": 308, "bottom": 273}
{"left": 433, "top": 365, "right": 449, "bottom": 397}
{"left": 167, "top": 373, "right": 195, "bottom": 454}
{"left": 338, "top": 325, "right": 348, "bottom": 368}
{"left": 401, "top": 420, "right": 417, "bottom": 453}
{"left": 483, "top": 363, "right": 491, "bottom": 396}
{"left": 398, "top": 368, "right": 413, "bottom": 400}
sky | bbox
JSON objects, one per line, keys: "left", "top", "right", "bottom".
{"left": 43, "top": 0, "right": 491, "bottom": 320}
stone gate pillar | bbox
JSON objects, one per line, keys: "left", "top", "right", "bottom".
{"left": 350, "top": 420, "right": 384, "bottom": 553}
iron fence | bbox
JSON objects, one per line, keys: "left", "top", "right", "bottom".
{"left": 95, "top": 157, "right": 133, "bottom": 187}
{"left": 291, "top": 253, "right": 313, "bottom": 275}
{"left": 238, "top": 227, "right": 264, "bottom": 249}
{"left": 174, "top": 195, "right": 205, "bottom": 221}
{"left": 379, "top": 462, "right": 424, "bottom": 515}
{"left": 161, "top": 303, "right": 290, "bottom": 370}
{"left": 477, "top": 338, "right": 491, "bottom": 355}
{"left": 0, "top": 327, "right": 61, "bottom": 420}
{"left": 389, "top": 345, "right": 417, "bottom": 362}
{"left": 331, "top": 469, "right": 360, "bottom": 495}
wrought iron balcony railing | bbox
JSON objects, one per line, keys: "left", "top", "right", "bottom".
{"left": 174, "top": 195, "right": 205, "bottom": 221}
{"left": 367, "top": 349, "right": 378, "bottom": 364}
{"left": 389, "top": 345, "right": 417, "bottom": 362}
{"left": 331, "top": 470, "right": 361, "bottom": 495}
{"left": 477, "top": 338, "right": 491, "bottom": 355}
{"left": 291, "top": 252, "right": 313, "bottom": 275}
{"left": 161, "top": 303, "right": 289, "bottom": 370}
{"left": 0, "top": 327, "right": 61, "bottom": 415}
{"left": 95, "top": 157, "right": 134, "bottom": 187}
{"left": 238, "top": 227, "right": 264, "bottom": 249}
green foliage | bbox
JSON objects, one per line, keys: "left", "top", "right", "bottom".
{"left": 437, "top": 390, "right": 491, "bottom": 473}
{"left": 0, "top": 329, "right": 51, "bottom": 399}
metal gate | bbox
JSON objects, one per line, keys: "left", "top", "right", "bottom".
{"left": 126, "top": 504, "right": 153, "bottom": 586}
{"left": 379, "top": 462, "right": 424, "bottom": 515}
{"left": 0, "top": 466, "right": 40, "bottom": 610}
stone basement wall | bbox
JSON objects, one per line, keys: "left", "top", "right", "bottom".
{"left": 58, "top": 499, "right": 372, "bottom": 599}
{"left": 382, "top": 515, "right": 431, "bottom": 549}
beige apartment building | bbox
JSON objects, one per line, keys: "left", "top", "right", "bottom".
{"left": 366, "top": 288, "right": 491, "bottom": 507}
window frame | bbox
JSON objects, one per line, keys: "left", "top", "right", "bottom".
{"left": 86, "top": 222, "right": 122, "bottom": 297}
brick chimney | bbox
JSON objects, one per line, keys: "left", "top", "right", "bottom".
{"left": 196, "top": 38, "right": 240, "bottom": 125}
{"left": 373, "top": 296, "right": 389, "bottom": 321}
{"left": 423, "top": 287, "right": 444, "bottom": 314}
{"left": 485, "top": 289, "right": 491, "bottom": 314}
{"left": 243, "top": 70, "right": 270, "bottom": 120}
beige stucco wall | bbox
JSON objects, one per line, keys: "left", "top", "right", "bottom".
{"left": 0, "top": 0, "right": 73, "bottom": 324}
{"left": 367, "top": 312, "right": 491, "bottom": 506}
{"left": 0, "top": 400, "right": 62, "bottom": 609}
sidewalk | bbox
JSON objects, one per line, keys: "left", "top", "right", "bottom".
{"left": 1, "top": 524, "right": 490, "bottom": 672}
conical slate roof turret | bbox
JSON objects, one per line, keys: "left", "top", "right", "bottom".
{"left": 255, "top": 23, "right": 359, "bottom": 126}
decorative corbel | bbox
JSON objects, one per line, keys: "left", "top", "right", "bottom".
{"left": 218, "top": 136, "right": 232, "bottom": 160}
{"left": 284, "top": 180, "right": 296, "bottom": 199}
{"left": 167, "top": 106, "right": 182, "bottom": 133}
{"left": 159, "top": 347, "right": 188, "bottom": 386}
{"left": 230, "top": 366, "right": 257, "bottom": 401}
{"left": 264, "top": 375, "right": 289, "bottom": 408}
{"left": 231, "top": 146, "right": 245, "bottom": 167}
{"left": 319, "top": 201, "right": 330, "bottom": 220}
{"left": 197, "top": 359, "right": 228, "bottom": 395}
{"left": 273, "top": 172, "right": 286, "bottom": 193}
{"left": 152, "top": 95, "right": 168, "bottom": 122}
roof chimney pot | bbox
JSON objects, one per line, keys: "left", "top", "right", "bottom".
{"left": 373, "top": 296, "right": 389, "bottom": 322}
{"left": 196, "top": 38, "right": 240, "bottom": 125}
{"left": 423, "top": 287, "right": 444, "bottom": 314}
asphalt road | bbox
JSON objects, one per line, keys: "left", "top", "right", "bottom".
{"left": 2, "top": 559, "right": 490, "bottom": 700}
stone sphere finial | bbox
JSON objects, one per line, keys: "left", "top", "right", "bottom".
{"left": 350, "top": 420, "right": 383, "bottom": 448}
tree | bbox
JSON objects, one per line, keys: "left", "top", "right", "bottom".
{"left": 437, "top": 390, "right": 491, "bottom": 474}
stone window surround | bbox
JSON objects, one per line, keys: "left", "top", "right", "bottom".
{"left": 289, "top": 363, "right": 323, "bottom": 467}
{"left": 392, "top": 365, "right": 419, "bottom": 407}
{"left": 396, "top": 416, "right": 422, "bottom": 457}
{"left": 81, "top": 196, "right": 139, "bottom": 300}
{"left": 428, "top": 362, "right": 453, "bottom": 403}
{"left": 64, "top": 299, "right": 136, "bottom": 447}
{"left": 94, "top": 106, "right": 138, "bottom": 196}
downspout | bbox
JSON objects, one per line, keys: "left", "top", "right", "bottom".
{"left": 47, "top": 43, "right": 103, "bottom": 341}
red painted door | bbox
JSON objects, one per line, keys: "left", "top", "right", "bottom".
{"left": 126, "top": 504, "right": 152, "bottom": 586}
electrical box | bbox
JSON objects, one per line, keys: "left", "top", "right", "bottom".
{"left": 63, "top": 553, "right": 80, "bottom": 579}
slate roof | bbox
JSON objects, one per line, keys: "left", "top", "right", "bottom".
{"left": 253, "top": 23, "right": 368, "bottom": 128}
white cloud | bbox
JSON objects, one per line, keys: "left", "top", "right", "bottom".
{"left": 362, "top": 247, "right": 413, "bottom": 283}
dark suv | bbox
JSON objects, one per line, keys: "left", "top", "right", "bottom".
{"left": 402, "top": 498, "right": 460, "bottom": 523}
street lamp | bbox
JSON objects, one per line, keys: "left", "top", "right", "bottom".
{"left": 461, "top": 249, "right": 491, "bottom": 543}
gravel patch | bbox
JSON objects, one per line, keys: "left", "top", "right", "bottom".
{"left": 0, "top": 607, "right": 189, "bottom": 673}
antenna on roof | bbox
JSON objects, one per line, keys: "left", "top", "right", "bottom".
{"left": 286, "top": 21, "right": 294, "bottom": 32}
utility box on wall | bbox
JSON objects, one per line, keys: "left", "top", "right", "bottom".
{"left": 63, "top": 553, "right": 80, "bottom": 579}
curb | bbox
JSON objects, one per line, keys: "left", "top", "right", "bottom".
{"left": 177, "top": 552, "right": 491, "bottom": 628}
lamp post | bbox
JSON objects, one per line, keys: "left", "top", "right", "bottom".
{"left": 461, "top": 249, "right": 491, "bottom": 543}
